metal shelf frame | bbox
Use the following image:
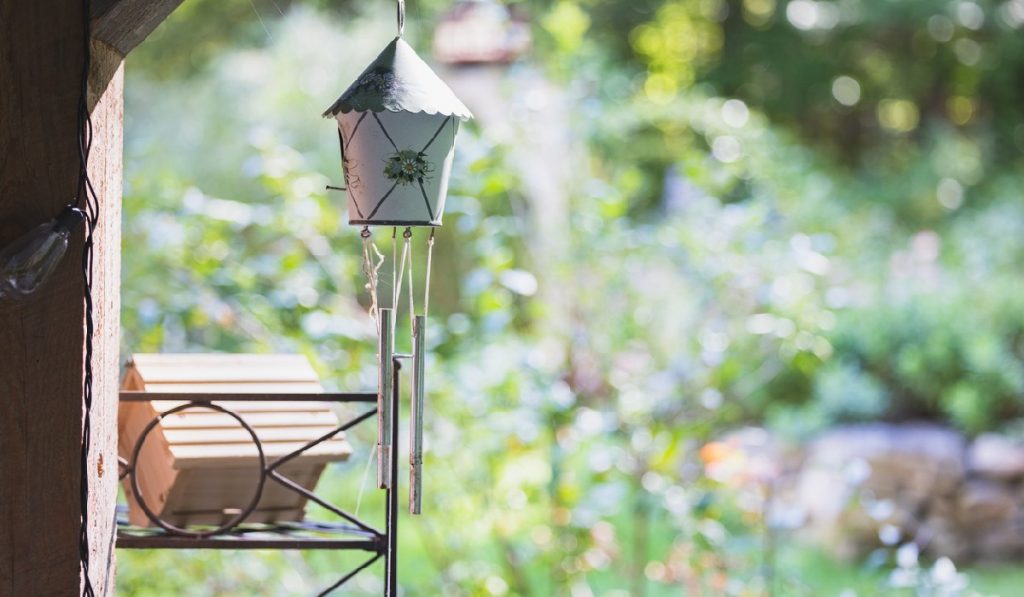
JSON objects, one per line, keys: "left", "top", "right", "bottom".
{"left": 116, "top": 361, "right": 405, "bottom": 596}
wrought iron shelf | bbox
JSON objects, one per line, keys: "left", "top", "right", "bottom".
{"left": 116, "top": 518, "right": 384, "bottom": 551}
{"left": 118, "top": 391, "right": 379, "bottom": 403}
{"left": 115, "top": 389, "right": 398, "bottom": 596}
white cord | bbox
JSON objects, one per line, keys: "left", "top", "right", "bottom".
{"left": 406, "top": 231, "right": 415, "bottom": 329}
{"left": 354, "top": 443, "right": 377, "bottom": 517}
{"left": 423, "top": 229, "right": 435, "bottom": 319}
{"left": 360, "top": 229, "right": 384, "bottom": 329}
{"left": 394, "top": 230, "right": 410, "bottom": 316}
{"left": 391, "top": 228, "right": 399, "bottom": 309}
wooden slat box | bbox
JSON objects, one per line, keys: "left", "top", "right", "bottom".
{"left": 119, "top": 353, "right": 352, "bottom": 528}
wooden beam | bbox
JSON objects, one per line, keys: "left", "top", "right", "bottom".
{"left": 0, "top": 4, "right": 121, "bottom": 595}
{"left": 91, "top": 0, "right": 186, "bottom": 56}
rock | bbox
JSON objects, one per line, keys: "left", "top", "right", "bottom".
{"left": 957, "top": 479, "right": 1017, "bottom": 529}
{"left": 783, "top": 424, "right": 1024, "bottom": 564}
{"left": 916, "top": 515, "right": 967, "bottom": 561}
{"left": 808, "top": 423, "right": 965, "bottom": 496}
{"left": 973, "top": 519, "right": 1024, "bottom": 561}
{"left": 795, "top": 423, "right": 967, "bottom": 560}
{"left": 929, "top": 496, "right": 956, "bottom": 521}
{"left": 967, "top": 434, "right": 1024, "bottom": 481}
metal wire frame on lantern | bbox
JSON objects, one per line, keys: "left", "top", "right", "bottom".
{"left": 115, "top": 383, "right": 403, "bottom": 596}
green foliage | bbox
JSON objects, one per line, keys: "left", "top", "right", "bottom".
{"left": 826, "top": 267, "right": 1024, "bottom": 435}
{"left": 580, "top": 0, "right": 1024, "bottom": 171}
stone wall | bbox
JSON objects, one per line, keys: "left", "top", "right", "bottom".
{"left": 791, "top": 424, "right": 1024, "bottom": 563}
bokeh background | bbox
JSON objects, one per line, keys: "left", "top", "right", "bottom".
{"left": 116, "top": 0, "right": 1024, "bottom": 594}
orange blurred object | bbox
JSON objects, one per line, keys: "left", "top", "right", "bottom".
{"left": 699, "top": 441, "right": 731, "bottom": 465}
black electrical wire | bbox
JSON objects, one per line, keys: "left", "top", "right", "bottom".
{"left": 76, "top": 0, "right": 99, "bottom": 595}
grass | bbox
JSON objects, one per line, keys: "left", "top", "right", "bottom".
{"left": 774, "top": 545, "right": 1024, "bottom": 596}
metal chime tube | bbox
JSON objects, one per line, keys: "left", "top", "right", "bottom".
{"left": 378, "top": 308, "right": 395, "bottom": 489}
{"left": 409, "top": 315, "right": 426, "bottom": 514}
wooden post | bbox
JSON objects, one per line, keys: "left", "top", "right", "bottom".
{"left": 0, "top": 3, "right": 109, "bottom": 594}
{"left": 0, "top": 1, "right": 180, "bottom": 593}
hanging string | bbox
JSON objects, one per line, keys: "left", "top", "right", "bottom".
{"left": 405, "top": 229, "right": 415, "bottom": 329}
{"left": 423, "top": 228, "right": 435, "bottom": 320}
{"left": 360, "top": 227, "right": 384, "bottom": 329}
{"left": 394, "top": 228, "right": 411, "bottom": 318}
{"left": 76, "top": 0, "right": 99, "bottom": 595}
{"left": 391, "top": 227, "right": 398, "bottom": 309}
{"left": 397, "top": 0, "right": 406, "bottom": 37}
{"left": 353, "top": 443, "right": 378, "bottom": 517}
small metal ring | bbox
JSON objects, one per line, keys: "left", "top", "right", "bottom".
{"left": 128, "top": 401, "right": 267, "bottom": 538}
{"left": 403, "top": 227, "right": 412, "bottom": 239}
{"left": 361, "top": 226, "right": 372, "bottom": 239}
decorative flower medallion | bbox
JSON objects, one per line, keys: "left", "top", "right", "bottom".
{"left": 384, "top": 149, "right": 432, "bottom": 185}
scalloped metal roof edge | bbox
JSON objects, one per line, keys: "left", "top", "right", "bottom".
{"left": 323, "top": 37, "right": 473, "bottom": 121}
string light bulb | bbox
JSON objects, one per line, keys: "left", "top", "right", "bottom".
{"left": 0, "top": 205, "right": 85, "bottom": 300}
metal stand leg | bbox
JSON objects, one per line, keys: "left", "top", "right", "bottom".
{"left": 385, "top": 360, "right": 401, "bottom": 596}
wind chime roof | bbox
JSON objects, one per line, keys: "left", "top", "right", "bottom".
{"left": 323, "top": 37, "right": 473, "bottom": 121}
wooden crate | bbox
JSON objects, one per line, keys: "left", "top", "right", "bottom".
{"left": 119, "top": 353, "right": 352, "bottom": 528}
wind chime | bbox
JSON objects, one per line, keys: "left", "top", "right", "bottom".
{"left": 323, "top": 0, "right": 472, "bottom": 514}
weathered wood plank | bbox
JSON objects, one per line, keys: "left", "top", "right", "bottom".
{"left": 131, "top": 353, "right": 318, "bottom": 377}
{"left": 91, "top": 0, "right": 187, "bottom": 56}
{"left": 163, "top": 425, "right": 342, "bottom": 445}
{"left": 136, "top": 399, "right": 343, "bottom": 412}
{"left": 87, "top": 38, "right": 124, "bottom": 597}
{"left": 158, "top": 410, "right": 343, "bottom": 430}
{"left": 170, "top": 441, "right": 352, "bottom": 468}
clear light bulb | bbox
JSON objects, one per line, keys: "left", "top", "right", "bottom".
{"left": 0, "top": 206, "right": 85, "bottom": 301}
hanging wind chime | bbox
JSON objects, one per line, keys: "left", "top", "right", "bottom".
{"left": 323, "top": 0, "right": 472, "bottom": 514}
